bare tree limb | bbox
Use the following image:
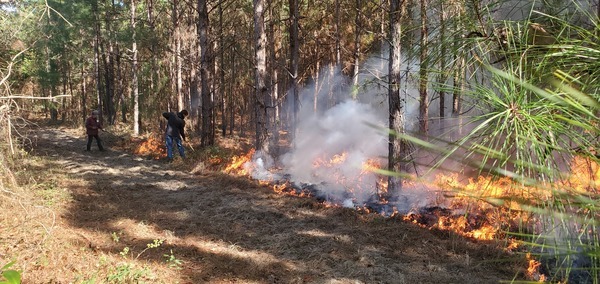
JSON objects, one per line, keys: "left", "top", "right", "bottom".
{"left": 0, "top": 95, "right": 71, "bottom": 100}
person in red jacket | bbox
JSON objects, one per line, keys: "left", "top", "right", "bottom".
{"left": 85, "top": 110, "right": 105, "bottom": 151}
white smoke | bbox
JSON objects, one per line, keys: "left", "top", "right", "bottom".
{"left": 250, "top": 54, "right": 444, "bottom": 210}
{"left": 245, "top": 150, "right": 280, "bottom": 181}
{"left": 281, "top": 100, "right": 387, "bottom": 203}
{"left": 281, "top": 99, "right": 388, "bottom": 205}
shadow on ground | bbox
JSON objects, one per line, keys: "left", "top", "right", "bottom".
{"left": 23, "top": 125, "right": 525, "bottom": 283}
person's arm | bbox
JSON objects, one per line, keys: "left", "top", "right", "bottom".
{"left": 85, "top": 118, "right": 94, "bottom": 129}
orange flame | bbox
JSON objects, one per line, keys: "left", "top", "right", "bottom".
{"left": 526, "top": 253, "right": 547, "bottom": 282}
{"left": 134, "top": 136, "right": 165, "bottom": 159}
{"left": 313, "top": 152, "right": 348, "bottom": 168}
{"left": 227, "top": 147, "right": 598, "bottom": 284}
{"left": 224, "top": 149, "right": 255, "bottom": 175}
{"left": 566, "top": 156, "right": 599, "bottom": 193}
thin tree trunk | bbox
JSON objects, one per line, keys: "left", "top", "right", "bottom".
{"left": 313, "top": 31, "right": 319, "bottom": 114}
{"left": 131, "top": 0, "right": 140, "bottom": 135}
{"left": 335, "top": 0, "right": 341, "bottom": 65}
{"left": 81, "top": 66, "right": 87, "bottom": 123}
{"left": 229, "top": 34, "right": 236, "bottom": 136}
{"left": 388, "top": 0, "right": 407, "bottom": 198}
{"left": 115, "top": 45, "right": 126, "bottom": 123}
{"left": 101, "top": 39, "right": 114, "bottom": 125}
{"left": 289, "top": 0, "right": 299, "bottom": 146}
{"left": 439, "top": 0, "right": 446, "bottom": 120}
{"left": 172, "top": 0, "right": 184, "bottom": 111}
{"left": 198, "top": 0, "right": 214, "bottom": 146}
{"left": 452, "top": 54, "right": 463, "bottom": 117}
{"left": 380, "top": 0, "right": 386, "bottom": 81}
{"left": 329, "top": 0, "right": 341, "bottom": 107}
{"left": 254, "top": 0, "right": 269, "bottom": 153}
{"left": 352, "top": 0, "right": 362, "bottom": 100}
{"left": 93, "top": 0, "right": 102, "bottom": 112}
{"left": 147, "top": 0, "right": 160, "bottom": 119}
{"left": 211, "top": 39, "right": 217, "bottom": 144}
{"left": 269, "top": 2, "right": 280, "bottom": 155}
{"left": 219, "top": 3, "right": 227, "bottom": 136}
{"left": 418, "top": 0, "right": 428, "bottom": 133}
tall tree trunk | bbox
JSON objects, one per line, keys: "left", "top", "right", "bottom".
{"left": 335, "top": 0, "right": 341, "bottom": 65}
{"left": 102, "top": 2, "right": 117, "bottom": 124}
{"left": 229, "top": 32, "right": 236, "bottom": 136}
{"left": 254, "top": 0, "right": 267, "bottom": 151}
{"left": 289, "top": 0, "right": 299, "bottom": 146}
{"left": 131, "top": 0, "right": 140, "bottom": 135}
{"left": 269, "top": 2, "right": 280, "bottom": 155}
{"left": 254, "top": 0, "right": 269, "bottom": 153}
{"left": 211, "top": 39, "right": 217, "bottom": 144}
{"left": 418, "top": 0, "right": 428, "bottom": 133}
{"left": 101, "top": 39, "right": 114, "bottom": 125}
{"left": 387, "top": 0, "right": 407, "bottom": 198}
{"left": 352, "top": 0, "right": 362, "bottom": 100}
{"left": 198, "top": 0, "right": 214, "bottom": 146}
{"left": 93, "top": 0, "right": 102, "bottom": 112}
{"left": 115, "top": 45, "right": 127, "bottom": 123}
{"left": 219, "top": 3, "right": 227, "bottom": 136}
{"left": 452, "top": 46, "right": 463, "bottom": 117}
{"left": 380, "top": 0, "right": 386, "bottom": 79}
{"left": 81, "top": 66, "right": 87, "bottom": 123}
{"left": 313, "top": 52, "right": 319, "bottom": 113}
{"left": 147, "top": 0, "right": 160, "bottom": 118}
{"left": 172, "top": 0, "right": 184, "bottom": 111}
{"left": 438, "top": 0, "right": 446, "bottom": 120}
{"left": 329, "top": 0, "right": 341, "bottom": 107}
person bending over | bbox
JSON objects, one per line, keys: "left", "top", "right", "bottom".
{"left": 162, "top": 109, "right": 188, "bottom": 161}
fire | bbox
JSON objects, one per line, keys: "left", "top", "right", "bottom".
{"left": 565, "top": 156, "right": 599, "bottom": 193}
{"left": 526, "top": 253, "right": 547, "bottom": 282}
{"left": 435, "top": 174, "right": 547, "bottom": 211}
{"left": 223, "top": 148, "right": 599, "bottom": 281}
{"left": 134, "top": 135, "right": 165, "bottom": 159}
{"left": 224, "top": 149, "right": 255, "bottom": 174}
{"left": 313, "top": 152, "right": 348, "bottom": 167}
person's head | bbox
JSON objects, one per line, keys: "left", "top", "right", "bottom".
{"left": 92, "top": 110, "right": 99, "bottom": 117}
{"left": 179, "top": 109, "right": 188, "bottom": 118}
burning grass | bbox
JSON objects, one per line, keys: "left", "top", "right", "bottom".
{"left": 223, "top": 148, "right": 600, "bottom": 282}
{"left": 132, "top": 135, "right": 166, "bottom": 159}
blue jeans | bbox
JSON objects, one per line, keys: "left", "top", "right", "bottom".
{"left": 166, "top": 135, "right": 185, "bottom": 159}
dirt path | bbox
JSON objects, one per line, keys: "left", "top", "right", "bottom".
{"left": 11, "top": 125, "right": 524, "bottom": 283}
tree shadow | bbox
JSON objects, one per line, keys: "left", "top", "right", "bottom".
{"left": 27, "top": 126, "right": 525, "bottom": 283}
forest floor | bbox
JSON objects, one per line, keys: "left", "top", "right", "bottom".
{"left": 0, "top": 121, "right": 528, "bottom": 283}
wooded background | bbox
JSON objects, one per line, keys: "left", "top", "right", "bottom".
{"left": 2, "top": 2, "right": 600, "bottom": 281}
{"left": 1, "top": 0, "right": 598, "bottom": 167}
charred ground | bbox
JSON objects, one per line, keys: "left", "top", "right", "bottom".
{"left": 0, "top": 122, "right": 527, "bottom": 283}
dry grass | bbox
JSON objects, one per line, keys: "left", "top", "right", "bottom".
{"left": 0, "top": 122, "right": 527, "bottom": 283}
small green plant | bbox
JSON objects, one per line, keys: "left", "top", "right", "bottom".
{"left": 119, "top": 247, "right": 130, "bottom": 258}
{"left": 104, "top": 239, "right": 165, "bottom": 283}
{"left": 111, "top": 232, "right": 121, "bottom": 243}
{"left": 0, "top": 261, "right": 21, "bottom": 284}
{"left": 135, "top": 239, "right": 163, "bottom": 260}
{"left": 163, "top": 250, "right": 183, "bottom": 270}
{"left": 106, "top": 263, "right": 152, "bottom": 284}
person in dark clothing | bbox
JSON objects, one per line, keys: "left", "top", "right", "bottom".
{"left": 162, "top": 109, "right": 188, "bottom": 161}
{"left": 85, "top": 110, "right": 105, "bottom": 151}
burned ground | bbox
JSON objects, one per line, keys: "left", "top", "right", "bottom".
{"left": 0, "top": 123, "right": 527, "bottom": 283}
